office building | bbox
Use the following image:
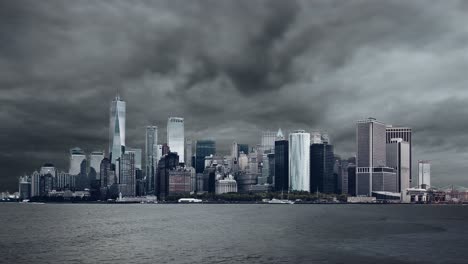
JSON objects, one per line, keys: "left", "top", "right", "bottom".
{"left": 109, "top": 95, "right": 126, "bottom": 164}
{"left": 289, "top": 130, "right": 310, "bottom": 192}
{"left": 127, "top": 148, "right": 142, "bottom": 170}
{"left": 238, "top": 144, "right": 249, "bottom": 156}
{"left": 216, "top": 175, "right": 238, "bottom": 194}
{"left": 387, "top": 138, "right": 410, "bottom": 193}
{"left": 310, "top": 142, "right": 335, "bottom": 194}
{"left": 386, "top": 126, "right": 412, "bottom": 182}
{"left": 261, "top": 131, "right": 277, "bottom": 153}
{"left": 276, "top": 128, "right": 285, "bottom": 140}
{"left": 274, "top": 139, "right": 289, "bottom": 192}
{"left": 356, "top": 118, "right": 387, "bottom": 196}
{"left": 167, "top": 117, "right": 185, "bottom": 163}
{"left": 145, "top": 126, "right": 158, "bottom": 192}
{"left": 156, "top": 152, "right": 179, "bottom": 200}
{"left": 195, "top": 140, "right": 216, "bottom": 173}
{"left": 89, "top": 151, "right": 104, "bottom": 181}
{"left": 185, "top": 138, "right": 193, "bottom": 167}
{"left": 418, "top": 160, "right": 431, "bottom": 189}
{"left": 18, "top": 176, "right": 31, "bottom": 200}
{"left": 347, "top": 164, "right": 356, "bottom": 196}
{"left": 168, "top": 167, "right": 194, "bottom": 196}
{"left": 119, "top": 152, "right": 136, "bottom": 197}
{"left": 69, "top": 147, "right": 86, "bottom": 175}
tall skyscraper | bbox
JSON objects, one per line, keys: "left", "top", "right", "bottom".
{"left": 386, "top": 138, "right": 410, "bottom": 193}
{"left": 231, "top": 142, "right": 239, "bottom": 160}
{"left": 156, "top": 152, "right": 179, "bottom": 200}
{"left": 386, "top": 126, "right": 412, "bottom": 183}
{"left": 195, "top": 140, "right": 216, "bottom": 173}
{"left": 69, "top": 147, "right": 86, "bottom": 175}
{"left": 145, "top": 126, "right": 158, "bottom": 192}
{"left": 109, "top": 96, "right": 126, "bottom": 164}
{"left": 418, "top": 160, "right": 431, "bottom": 189}
{"left": 289, "top": 130, "right": 310, "bottom": 192}
{"left": 89, "top": 151, "right": 104, "bottom": 180}
{"left": 261, "top": 131, "right": 277, "bottom": 153}
{"left": 356, "top": 118, "right": 390, "bottom": 196}
{"left": 119, "top": 152, "right": 136, "bottom": 197}
{"left": 276, "top": 128, "right": 285, "bottom": 141}
{"left": 238, "top": 144, "right": 249, "bottom": 156}
{"left": 310, "top": 142, "right": 335, "bottom": 194}
{"left": 185, "top": 138, "right": 193, "bottom": 167}
{"left": 167, "top": 117, "right": 184, "bottom": 163}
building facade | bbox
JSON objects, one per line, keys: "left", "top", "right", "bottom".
{"left": 167, "top": 117, "right": 185, "bottom": 163}
{"left": 109, "top": 95, "right": 126, "bottom": 164}
{"left": 386, "top": 126, "right": 412, "bottom": 183}
{"left": 69, "top": 147, "right": 86, "bottom": 175}
{"left": 418, "top": 160, "right": 431, "bottom": 189}
{"left": 145, "top": 126, "right": 158, "bottom": 193}
{"left": 310, "top": 143, "right": 335, "bottom": 194}
{"left": 195, "top": 140, "right": 216, "bottom": 173}
{"left": 289, "top": 130, "right": 310, "bottom": 192}
{"left": 386, "top": 138, "right": 410, "bottom": 193}
{"left": 274, "top": 140, "right": 289, "bottom": 192}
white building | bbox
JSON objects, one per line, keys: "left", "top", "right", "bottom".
{"left": 216, "top": 175, "right": 238, "bottom": 194}
{"left": 167, "top": 117, "right": 185, "bottom": 163}
{"left": 418, "top": 160, "right": 431, "bottom": 189}
{"left": 69, "top": 147, "right": 86, "bottom": 175}
{"left": 386, "top": 138, "right": 410, "bottom": 195}
{"left": 261, "top": 131, "right": 276, "bottom": 153}
{"left": 89, "top": 151, "right": 104, "bottom": 178}
{"left": 289, "top": 130, "right": 310, "bottom": 191}
{"left": 238, "top": 153, "right": 248, "bottom": 171}
{"left": 185, "top": 138, "right": 193, "bottom": 167}
{"left": 109, "top": 95, "right": 126, "bottom": 164}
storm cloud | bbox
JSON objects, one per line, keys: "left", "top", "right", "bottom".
{"left": 1, "top": 0, "right": 468, "bottom": 191}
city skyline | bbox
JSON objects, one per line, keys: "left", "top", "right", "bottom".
{"left": 2, "top": 1, "right": 468, "bottom": 191}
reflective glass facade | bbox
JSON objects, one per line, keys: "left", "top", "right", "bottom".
{"left": 167, "top": 117, "right": 184, "bottom": 163}
{"left": 288, "top": 131, "right": 310, "bottom": 191}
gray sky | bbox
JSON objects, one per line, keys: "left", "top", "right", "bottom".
{"left": 1, "top": 0, "right": 468, "bottom": 191}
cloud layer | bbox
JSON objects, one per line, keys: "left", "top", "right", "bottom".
{"left": 1, "top": 0, "right": 468, "bottom": 191}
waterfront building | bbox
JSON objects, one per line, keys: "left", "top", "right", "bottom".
{"left": 56, "top": 171, "right": 75, "bottom": 190}
{"left": 69, "top": 147, "right": 85, "bottom": 175}
{"left": 168, "top": 167, "right": 194, "bottom": 196}
{"left": 156, "top": 152, "right": 179, "bottom": 200}
{"left": 167, "top": 117, "right": 185, "bottom": 163}
{"left": 347, "top": 164, "right": 356, "bottom": 196}
{"left": 356, "top": 118, "right": 387, "bottom": 196}
{"left": 109, "top": 95, "right": 126, "bottom": 164}
{"left": 386, "top": 126, "right": 412, "bottom": 183}
{"left": 418, "top": 160, "right": 431, "bottom": 189}
{"left": 18, "top": 176, "right": 31, "bottom": 200}
{"left": 216, "top": 175, "right": 238, "bottom": 194}
{"left": 145, "top": 126, "right": 158, "bottom": 193}
{"left": 289, "top": 130, "right": 310, "bottom": 192}
{"left": 274, "top": 139, "right": 289, "bottom": 192}
{"left": 310, "top": 142, "right": 335, "bottom": 194}
{"left": 195, "top": 140, "right": 216, "bottom": 173}
{"left": 387, "top": 138, "right": 410, "bottom": 193}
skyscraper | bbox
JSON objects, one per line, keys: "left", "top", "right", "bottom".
{"left": 310, "top": 142, "right": 335, "bottom": 194}
{"left": 261, "top": 131, "right": 277, "bottom": 153}
{"left": 386, "top": 138, "right": 410, "bottom": 193}
{"left": 109, "top": 96, "right": 126, "bottom": 164}
{"left": 89, "top": 151, "right": 104, "bottom": 180}
{"left": 356, "top": 118, "right": 390, "bottom": 196}
{"left": 119, "top": 152, "right": 136, "bottom": 197}
{"left": 195, "top": 140, "right": 216, "bottom": 173}
{"left": 167, "top": 117, "right": 184, "bottom": 163}
{"left": 185, "top": 138, "right": 193, "bottom": 167}
{"left": 145, "top": 126, "right": 158, "bottom": 192}
{"left": 69, "top": 147, "right": 86, "bottom": 175}
{"left": 238, "top": 144, "right": 249, "bottom": 156}
{"left": 289, "top": 130, "right": 310, "bottom": 192}
{"left": 418, "top": 160, "right": 431, "bottom": 189}
{"left": 386, "top": 126, "right": 412, "bottom": 183}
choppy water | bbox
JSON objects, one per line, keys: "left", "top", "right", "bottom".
{"left": 1, "top": 204, "right": 468, "bottom": 264}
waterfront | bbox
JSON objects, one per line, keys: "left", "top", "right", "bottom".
{"left": 1, "top": 204, "right": 468, "bottom": 264}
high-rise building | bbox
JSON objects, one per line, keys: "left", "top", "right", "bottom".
{"left": 195, "top": 140, "right": 216, "bottom": 173}
{"left": 387, "top": 138, "right": 410, "bottom": 193}
{"left": 89, "top": 151, "right": 104, "bottom": 180}
{"left": 109, "top": 95, "right": 126, "bottom": 164}
{"left": 168, "top": 167, "right": 194, "bottom": 196}
{"left": 310, "top": 142, "right": 335, "bottom": 194}
{"left": 356, "top": 118, "right": 388, "bottom": 196}
{"left": 347, "top": 164, "right": 356, "bottom": 196}
{"left": 238, "top": 152, "right": 248, "bottom": 171}
{"left": 127, "top": 148, "right": 142, "bottom": 170}
{"left": 185, "top": 138, "right": 193, "bottom": 167}
{"left": 18, "top": 176, "right": 31, "bottom": 200}
{"left": 231, "top": 142, "right": 239, "bottom": 160}
{"left": 276, "top": 128, "right": 285, "bottom": 141}
{"left": 261, "top": 131, "right": 277, "bottom": 153}
{"left": 100, "top": 158, "right": 112, "bottom": 187}
{"left": 274, "top": 140, "right": 288, "bottom": 192}
{"left": 418, "top": 160, "right": 431, "bottom": 189}
{"left": 162, "top": 143, "right": 170, "bottom": 156}
{"left": 156, "top": 152, "right": 179, "bottom": 200}
{"left": 289, "top": 130, "right": 310, "bottom": 192}
{"left": 238, "top": 144, "right": 249, "bottom": 156}
{"left": 69, "top": 147, "right": 86, "bottom": 175}
{"left": 145, "top": 126, "right": 157, "bottom": 192}
{"left": 311, "top": 131, "right": 322, "bottom": 144}
{"left": 167, "top": 117, "right": 185, "bottom": 163}
{"left": 119, "top": 152, "right": 136, "bottom": 197}
{"left": 386, "top": 126, "right": 412, "bottom": 183}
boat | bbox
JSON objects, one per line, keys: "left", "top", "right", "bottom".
{"left": 268, "top": 198, "right": 294, "bottom": 204}
{"left": 178, "top": 198, "right": 203, "bottom": 203}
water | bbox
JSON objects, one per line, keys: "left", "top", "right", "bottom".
{"left": 1, "top": 204, "right": 468, "bottom": 264}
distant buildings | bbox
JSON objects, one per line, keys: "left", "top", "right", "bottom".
{"left": 310, "top": 141, "right": 335, "bottom": 194}
{"left": 216, "top": 175, "right": 238, "bottom": 194}
{"left": 145, "top": 126, "right": 158, "bottom": 193}
{"left": 289, "top": 130, "right": 310, "bottom": 191}
{"left": 185, "top": 138, "right": 193, "bottom": 167}
{"left": 387, "top": 138, "right": 410, "bottom": 193}
{"left": 69, "top": 147, "right": 85, "bottom": 175}
{"left": 167, "top": 117, "right": 185, "bottom": 163}
{"left": 261, "top": 131, "right": 276, "bottom": 153}
{"left": 195, "top": 140, "right": 216, "bottom": 173}
{"left": 274, "top": 139, "right": 289, "bottom": 192}
{"left": 386, "top": 126, "right": 412, "bottom": 183}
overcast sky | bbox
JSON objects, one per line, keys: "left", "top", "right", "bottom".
{"left": 1, "top": 0, "right": 468, "bottom": 191}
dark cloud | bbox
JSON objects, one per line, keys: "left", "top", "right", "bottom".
{"left": 1, "top": 0, "right": 468, "bottom": 191}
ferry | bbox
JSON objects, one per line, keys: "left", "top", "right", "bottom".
{"left": 178, "top": 198, "right": 203, "bottom": 203}
{"left": 268, "top": 198, "right": 294, "bottom": 204}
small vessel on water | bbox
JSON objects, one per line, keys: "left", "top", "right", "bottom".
{"left": 178, "top": 198, "right": 203, "bottom": 203}
{"left": 268, "top": 198, "right": 294, "bottom": 204}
